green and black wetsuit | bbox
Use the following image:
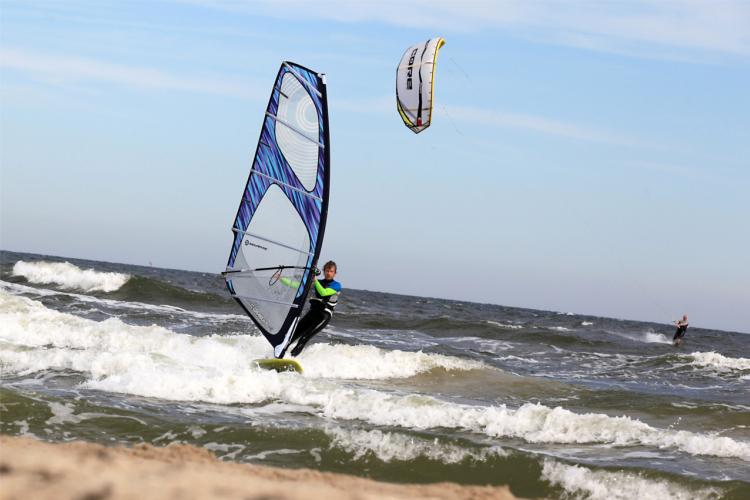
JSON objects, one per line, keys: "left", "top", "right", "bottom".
{"left": 279, "top": 278, "right": 341, "bottom": 358}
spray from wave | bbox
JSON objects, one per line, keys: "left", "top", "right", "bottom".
{"left": 12, "top": 261, "right": 129, "bottom": 293}
{"left": 611, "top": 329, "right": 672, "bottom": 345}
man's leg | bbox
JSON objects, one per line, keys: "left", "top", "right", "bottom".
{"left": 292, "top": 312, "right": 318, "bottom": 344}
{"left": 278, "top": 312, "right": 317, "bottom": 358}
{"left": 290, "top": 313, "right": 331, "bottom": 357}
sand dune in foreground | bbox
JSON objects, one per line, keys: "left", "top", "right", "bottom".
{"left": 0, "top": 435, "right": 516, "bottom": 500}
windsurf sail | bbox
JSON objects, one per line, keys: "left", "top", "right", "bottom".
{"left": 396, "top": 37, "right": 445, "bottom": 134}
{"left": 224, "top": 61, "right": 330, "bottom": 358}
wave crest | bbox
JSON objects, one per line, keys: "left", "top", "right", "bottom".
{"left": 326, "top": 427, "right": 506, "bottom": 463}
{"left": 299, "top": 343, "right": 485, "bottom": 379}
{"left": 12, "top": 261, "right": 129, "bottom": 292}
{"left": 688, "top": 352, "right": 750, "bottom": 372}
{"left": 542, "top": 460, "right": 721, "bottom": 500}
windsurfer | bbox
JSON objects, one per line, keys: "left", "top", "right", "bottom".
{"left": 280, "top": 261, "right": 341, "bottom": 358}
{"left": 672, "top": 314, "right": 689, "bottom": 346}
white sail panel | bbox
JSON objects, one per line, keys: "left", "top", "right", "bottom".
{"left": 276, "top": 73, "right": 320, "bottom": 191}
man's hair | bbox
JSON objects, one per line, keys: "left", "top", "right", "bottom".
{"left": 323, "top": 260, "right": 337, "bottom": 271}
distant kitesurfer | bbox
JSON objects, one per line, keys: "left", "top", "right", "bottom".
{"left": 279, "top": 261, "right": 341, "bottom": 358}
{"left": 672, "top": 314, "right": 689, "bottom": 346}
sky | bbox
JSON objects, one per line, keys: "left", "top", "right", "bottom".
{"left": 1, "top": 1, "right": 749, "bottom": 332}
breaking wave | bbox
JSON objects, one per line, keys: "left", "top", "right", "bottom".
{"left": 688, "top": 352, "right": 750, "bottom": 372}
{"left": 3, "top": 291, "right": 747, "bottom": 461}
{"left": 12, "top": 261, "right": 129, "bottom": 293}
{"left": 542, "top": 460, "right": 721, "bottom": 500}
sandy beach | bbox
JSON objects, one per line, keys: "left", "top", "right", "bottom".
{"left": 0, "top": 435, "right": 517, "bottom": 500}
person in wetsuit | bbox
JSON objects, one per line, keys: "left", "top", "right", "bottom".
{"left": 280, "top": 260, "right": 341, "bottom": 358}
{"left": 672, "top": 314, "right": 689, "bottom": 346}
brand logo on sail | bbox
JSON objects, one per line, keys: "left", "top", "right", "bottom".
{"left": 245, "top": 240, "right": 267, "bottom": 251}
{"left": 405, "top": 48, "right": 418, "bottom": 90}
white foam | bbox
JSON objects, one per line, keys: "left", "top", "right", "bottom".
{"left": 3, "top": 291, "right": 748, "bottom": 462}
{"left": 297, "top": 343, "right": 485, "bottom": 379}
{"left": 485, "top": 320, "right": 523, "bottom": 329}
{"left": 444, "top": 336, "right": 515, "bottom": 353}
{"left": 581, "top": 321, "right": 594, "bottom": 326}
{"left": 187, "top": 426, "right": 207, "bottom": 439}
{"left": 325, "top": 427, "right": 507, "bottom": 463}
{"left": 12, "top": 261, "right": 130, "bottom": 292}
{"left": 549, "top": 326, "right": 572, "bottom": 332}
{"left": 671, "top": 402, "right": 698, "bottom": 410}
{"left": 542, "top": 459, "right": 721, "bottom": 500}
{"left": 0, "top": 290, "right": 279, "bottom": 402}
{"left": 301, "top": 390, "right": 750, "bottom": 460}
{"left": 688, "top": 352, "right": 750, "bottom": 372}
{"left": 12, "top": 420, "right": 32, "bottom": 437}
{"left": 331, "top": 327, "right": 439, "bottom": 350}
{"left": 202, "top": 442, "right": 247, "bottom": 460}
{"left": 495, "top": 355, "right": 539, "bottom": 364}
{"left": 243, "top": 448, "right": 303, "bottom": 461}
{"left": 0, "top": 290, "right": 478, "bottom": 384}
{"left": 44, "top": 401, "right": 147, "bottom": 426}
{"left": 621, "top": 451, "right": 675, "bottom": 459}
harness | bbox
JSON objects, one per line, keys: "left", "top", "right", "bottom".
{"left": 310, "top": 279, "right": 340, "bottom": 316}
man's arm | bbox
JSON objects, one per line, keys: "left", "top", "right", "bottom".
{"left": 314, "top": 279, "right": 340, "bottom": 297}
{"left": 279, "top": 276, "right": 301, "bottom": 288}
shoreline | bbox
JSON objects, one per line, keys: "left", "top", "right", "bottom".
{"left": 0, "top": 435, "right": 517, "bottom": 499}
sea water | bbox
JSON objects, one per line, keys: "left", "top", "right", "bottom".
{"left": 1, "top": 250, "right": 748, "bottom": 499}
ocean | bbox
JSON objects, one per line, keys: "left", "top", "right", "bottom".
{"left": 1, "top": 250, "right": 748, "bottom": 499}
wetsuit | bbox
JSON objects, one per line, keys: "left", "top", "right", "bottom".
{"left": 281, "top": 278, "right": 341, "bottom": 358}
{"left": 673, "top": 323, "right": 688, "bottom": 342}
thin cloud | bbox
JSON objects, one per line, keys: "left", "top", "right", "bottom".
{"left": 180, "top": 0, "right": 750, "bottom": 60}
{"left": 332, "top": 94, "right": 633, "bottom": 145}
{"left": 0, "top": 47, "right": 259, "bottom": 98}
{"left": 444, "top": 105, "right": 634, "bottom": 145}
